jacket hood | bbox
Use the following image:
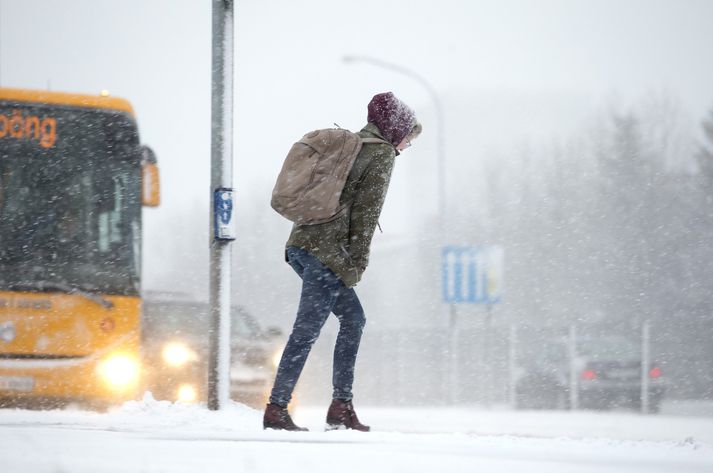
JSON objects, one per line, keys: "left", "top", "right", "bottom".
{"left": 367, "top": 92, "right": 416, "bottom": 146}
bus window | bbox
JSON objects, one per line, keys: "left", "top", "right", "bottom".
{"left": 0, "top": 105, "right": 142, "bottom": 296}
{"left": 97, "top": 174, "right": 128, "bottom": 254}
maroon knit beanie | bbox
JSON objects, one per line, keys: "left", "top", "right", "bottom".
{"left": 367, "top": 92, "right": 416, "bottom": 146}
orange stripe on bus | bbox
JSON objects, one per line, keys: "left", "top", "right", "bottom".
{"left": 0, "top": 88, "right": 135, "bottom": 116}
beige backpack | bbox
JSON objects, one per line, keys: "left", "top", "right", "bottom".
{"left": 271, "top": 128, "right": 388, "bottom": 225}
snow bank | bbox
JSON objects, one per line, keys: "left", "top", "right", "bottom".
{"left": 0, "top": 392, "right": 262, "bottom": 434}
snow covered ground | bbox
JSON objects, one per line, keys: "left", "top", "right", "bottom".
{"left": 2, "top": 395, "right": 713, "bottom": 473}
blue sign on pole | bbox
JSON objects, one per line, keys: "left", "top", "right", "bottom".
{"left": 213, "top": 187, "right": 236, "bottom": 241}
{"left": 442, "top": 245, "right": 503, "bottom": 304}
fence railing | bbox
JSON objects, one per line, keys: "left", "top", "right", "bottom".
{"left": 296, "top": 320, "right": 713, "bottom": 410}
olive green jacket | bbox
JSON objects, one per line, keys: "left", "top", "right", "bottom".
{"left": 285, "top": 123, "right": 396, "bottom": 287}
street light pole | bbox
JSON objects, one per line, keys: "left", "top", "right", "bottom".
{"left": 342, "top": 55, "right": 446, "bottom": 227}
{"left": 343, "top": 56, "right": 453, "bottom": 401}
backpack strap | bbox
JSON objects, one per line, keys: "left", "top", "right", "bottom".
{"left": 361, "top": 137, "right": 391, "bottom": 146}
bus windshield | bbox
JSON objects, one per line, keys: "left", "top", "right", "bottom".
{"left": 0, "top": 103, "right": 142, "bottom": 296}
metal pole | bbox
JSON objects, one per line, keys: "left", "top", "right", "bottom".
{"left": 208, "top": 0, "right": 234, "bottom": 411}
{"left": 508, "top": 324, "right": 517, "bottom": 408}
{"left": 568, "top": 325, "right": 579, "bottom": 410}
{"left": 484, "top": 304, "right": 493, "bottom": 406}
{"left": 395, "top": 329, "right": 404, "bottom": 403}
{"left": 641, "top": 320, "right": 651, "bottom": 414}
{"left": 448, "top": 304, "right": 458, "bottom": 404}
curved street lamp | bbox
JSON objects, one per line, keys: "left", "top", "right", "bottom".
{"left": 344, "top": 55, "right": 457, "bottom": 404}
{"left": 343, "top": 55, "right": 446, "bottom": 227}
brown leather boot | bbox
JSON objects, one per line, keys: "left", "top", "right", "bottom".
{"left": 326, "top": 399, "right": 370, "bottom": 432}
{"left": 263, "top": 403, "right": 308, "bottom": 431}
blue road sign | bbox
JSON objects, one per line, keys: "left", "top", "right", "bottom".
{"left": 442, "top": 245, "right": 503, "bottom": 304}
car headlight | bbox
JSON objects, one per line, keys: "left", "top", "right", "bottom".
{"left": 177, "top": 384, "right": 198, "bottom": 403}
{"left": 162, "top": 342, "right": 197, "bottom": 367}
{"left": 97, "top": 353, "right": 140, "bottom": 390}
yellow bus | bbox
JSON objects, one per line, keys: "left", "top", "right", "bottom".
{"left": 0, "top": 88, "right": 160, "bottom": 409}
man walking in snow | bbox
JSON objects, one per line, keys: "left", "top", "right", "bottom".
{"left": 264, "top": 92, "right": 422, "bottom": 431}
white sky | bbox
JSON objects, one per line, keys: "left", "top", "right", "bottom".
{"left": 1, "top": 0, "right": 712, "bottom": 294}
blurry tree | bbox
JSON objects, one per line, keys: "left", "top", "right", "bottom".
{"left": 571, "top": 111, "right": 653, "bottom": 328}
{"left": 462, "top": 98, "right": 713, "bottom": 398}
{"left": 487, "top": 97, "right": 702, "bottom": 329}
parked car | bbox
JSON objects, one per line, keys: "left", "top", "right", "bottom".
{"left": 515, "top": 334, "right": 666, "bottom": 412}
{"left": 142, "top": 294, "right": 282, "bottom": 408}
{"left": 514, "top": 341, "right": 570, "bottom": 410}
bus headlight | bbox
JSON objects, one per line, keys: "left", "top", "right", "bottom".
{"left": 97, "top": 354, "right": 140, "bottom": 389}
{"left": 162, "top": 342, "right": 196, "bottom": 367}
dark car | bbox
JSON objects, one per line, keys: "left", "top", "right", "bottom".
{"left": 515, "top": 334, "right": 666, "bottom": 412}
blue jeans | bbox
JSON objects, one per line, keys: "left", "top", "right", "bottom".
{"left": 269, "top": 246, "right": 366, "bottom": 407}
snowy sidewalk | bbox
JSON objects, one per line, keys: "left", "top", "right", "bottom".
{"left": 1, "top": 397, "right": 713, "bottom": 473}
{"left": 294, "top": 403, "right": 713, "bottom": 444}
